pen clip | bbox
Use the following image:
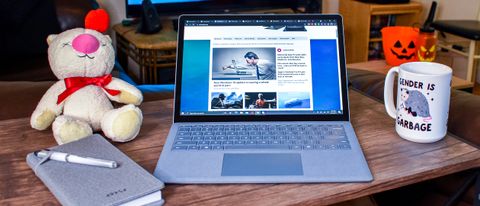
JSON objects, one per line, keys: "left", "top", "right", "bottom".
{"left": 32, "top": 149, "right": 53, "bottom": 175}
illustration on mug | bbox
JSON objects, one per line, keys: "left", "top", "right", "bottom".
{"left": 399, "top": 88, "right": 432, "bottom": 122}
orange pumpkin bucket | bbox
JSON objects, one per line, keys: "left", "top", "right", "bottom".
{"left": 381, "top": 26, "right": 419, "bottom": 66}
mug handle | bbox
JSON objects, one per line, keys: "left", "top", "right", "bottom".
{"left": 384, "top": 66, "right": 399, "bottom": 119}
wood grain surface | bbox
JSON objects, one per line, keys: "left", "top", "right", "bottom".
{"left": 1, "top": 90, "right": 479, "bottom": 206}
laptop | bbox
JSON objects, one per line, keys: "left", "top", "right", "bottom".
{"left": 154, "top": 14, "right": 373, "bottom": 183}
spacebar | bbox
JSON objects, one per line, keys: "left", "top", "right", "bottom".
{"left": 224, "top": 145, "right": 290, "bottom": 150}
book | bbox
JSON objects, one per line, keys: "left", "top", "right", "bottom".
{"left": 368, "top": 41, "right": 384, "bottom": 60}
{"left": 387, "top": 15, "right": 397, "bottom": 27}
{"left": 369, "top": 15, "right": 389, "bottom": 38}
{"left": 26, "top": 134, "right": 165, "bottom": 206}
{"left": 369, "top": 14, "right": 397, "bottom": 39}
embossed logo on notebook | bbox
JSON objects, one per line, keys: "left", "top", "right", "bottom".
{"left": 106, "top": 188, "right": 127, "bottom": 197}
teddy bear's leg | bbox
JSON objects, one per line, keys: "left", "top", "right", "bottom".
{"left": 101, "top": 104, "right": 143, "bottom": 142}
{"left": 52, "top": 115, "right": 93, "bottom": 145}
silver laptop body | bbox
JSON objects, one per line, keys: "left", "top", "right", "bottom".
{"left": 154, "top": 14, "right": 373, "bottom": 183}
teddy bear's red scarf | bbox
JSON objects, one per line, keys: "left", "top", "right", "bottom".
{"left": 57, "top": 74, "right": 121, "bottom": 104}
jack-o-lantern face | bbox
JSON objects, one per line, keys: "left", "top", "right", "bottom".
{"left": 390, "top": 40, "right": 416, "bottom": 60}
{"left": 418, "top": 45, "right": 436, "bottom": 61}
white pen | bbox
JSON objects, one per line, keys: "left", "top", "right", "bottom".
{"left": 34, "top": 150, "right": 118, "bottom": 169}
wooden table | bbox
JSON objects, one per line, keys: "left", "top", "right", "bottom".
{"left": 347, "top": 60, "right": 475, "bottom": 90}
{"left": 2, "top": 90, "right": 480, "bottom": 205}
{"left": 113, "top": 21, "right": 177, "bottom": 84}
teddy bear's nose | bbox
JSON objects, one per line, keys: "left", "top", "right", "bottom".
{"left": 72, "top": 34, "right": 100, "bottom": 54}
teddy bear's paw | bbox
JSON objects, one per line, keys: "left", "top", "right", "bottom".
{"left": 31, "top": 110, "right": 56, "bottom": 130}
{"left": 52, "top": 116, "right": 93, "bottom": 145}
{"left": 101, "top": 104, "right": 143, "bottom": 142}
{"left": 119, "top": 90, "right": 142, "bottom": 105}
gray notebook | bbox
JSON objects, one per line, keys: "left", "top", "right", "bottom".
{"left": 26, "top": 134, "right": 165, "bottom": 206}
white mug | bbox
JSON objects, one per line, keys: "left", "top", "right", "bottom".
{"left": 384, "top": 62, "right": 452, "bottom": 143}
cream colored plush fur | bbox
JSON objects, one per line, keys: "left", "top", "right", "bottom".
{"left": 31, "top": 28, "right": 143, "bottom": 145}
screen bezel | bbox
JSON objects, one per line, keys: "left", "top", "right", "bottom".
{"left": 174, "top": 14, "right": 349, "bottom": 123}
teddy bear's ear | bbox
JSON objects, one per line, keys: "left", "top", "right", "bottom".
{"left": 105, "top": 35, "right": 112, "bottom": 43}
{"left": 47, "top": 34, "right": 58, "bottom": 45}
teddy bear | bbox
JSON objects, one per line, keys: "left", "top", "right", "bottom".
{"left": 30, "top": 9, "right": 143, "bottom": 145}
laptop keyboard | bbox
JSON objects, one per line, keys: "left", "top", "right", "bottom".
{"left": 171, "top": 124, "right": 351, "bottom": 151}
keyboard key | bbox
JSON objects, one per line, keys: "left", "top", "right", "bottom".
{"left": 176, "top": 136, "right": 192, "bottom": 141}
{"left": 238, "top": 131, "right": 248, "bottom": 135}
{"left": 177, "top": 132, "right": 191, "bottom": 136}
{"left": 234, "top": 141, "right": 245, "bottom": 145}
{"left": 271, "top": 140, "right": 283, "bottom": 144}
{"left": 252, "top": 136, "right": 262, "bottom": 140}
{"left": 324, "top": 135, "right": 347, "bottom": 140}
{"left": 328, "top": 144, "right": 338, "bottom": 149}
{"left": 304, "top": 140, "right": 314, "bottom": 144}
{"left": 213, "top": 146, "right": 224, "bottom": 150}
{"left": 204, "top": 136, "right": 216, "bottom": 140}
{"left": 228, "top": 136, "right": 240, "bottom": 140}
{"left": 173, "top": 146, "right": 188, "bottom": 150}
{"left": 316, "top": 145, "right": 328, "bottom": 150}
{"left": 277, "top": 136, "right": 288, "bottom": 140}
{"left": 304, "top": 145, "right": 314, "bottom": 150}
{"left": 199, "top": 141, "right": 210, "bottom": 145}
{"left": 211, "top": 141, "right": 222, "bottom": 145}
{"left": 217, "top": 136, "right": 227, "bottom": 140}
{"left": 199, "top": 146, "right": 212, "bottom": 150}
{"left": 188, "top": 146, "right": 199, "bottom": 150}
{"left": 192, "top": 136, "right": 203, "bottom": 140}
{"left": 286, "top": 131, "right": 298, "bottom": 135}
{"left": 174, "top": 141, "right": 197, "bottom": 145}
{"left": 192, "top": 131, "right": 203, "bottom": 135}
{"left": 249, "top": 131, "right": 261, "bottom": 135}
{"left": 227, "top": 131, "right": 238, "bottom": 136}
{"left": 263, "top": 136, "right": 275, "bottom": 141}
{"left": 290, "top": 145, "right": 302, "bottom": 150}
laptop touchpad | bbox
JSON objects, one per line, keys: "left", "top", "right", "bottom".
{"left": 221, "top": 153, "right": 303, "bottom": 176}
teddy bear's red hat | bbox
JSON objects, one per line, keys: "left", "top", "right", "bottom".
{"left": 85, "top": 9, "right": 109, "bottom": 33}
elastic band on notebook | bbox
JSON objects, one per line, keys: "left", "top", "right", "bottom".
{"left": 33, "top": 151, "right": 53, "bottom": 175}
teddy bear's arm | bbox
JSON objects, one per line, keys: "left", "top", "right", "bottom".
{"left": 105, "top": 77, "right": 143, "bottom": 105}
{"left": 30, "top": 81, "right": 66, "bottom": 130}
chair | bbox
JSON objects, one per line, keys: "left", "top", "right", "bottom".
{"left": 431, "top": 3, "right": 480, "bottom": 85}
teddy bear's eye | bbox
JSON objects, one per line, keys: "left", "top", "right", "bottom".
{"left": 62, "top": 42, "right": 71, "bottom": 47}
{"left": 101, "top": 42, "right": 107, "bottom": 47}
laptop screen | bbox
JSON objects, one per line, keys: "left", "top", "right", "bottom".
{"left": 175, "top": 15, "right": 348, "bottom": 121}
